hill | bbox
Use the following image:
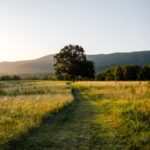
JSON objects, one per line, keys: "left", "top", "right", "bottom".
{"left": 0, "top": 51, "right": 150, "bottom": 75}
{"left": 87, "top": 51, "right": 150, "bottom": 72}
{"left": 0, "top": 55, "right": 54, "bottom": 75}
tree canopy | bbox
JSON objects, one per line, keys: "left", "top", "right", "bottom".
{"left": 96, "top": 65, "right": 150, "bottom": 81}
{"left": 54, "top": 45, "right": 95, "bottom": 80}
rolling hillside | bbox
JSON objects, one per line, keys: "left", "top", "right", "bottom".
{"left": 0, "top": 51, "right": 150, "bottom": 75}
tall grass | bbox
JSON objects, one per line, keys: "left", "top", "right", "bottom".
{"left": 0, "top": 81, "right": 68, "bottom": 96}
{"left": 74, "top": 81, "right": 150, "bottom": 149}
{"left": 0, "top": 81, "right": 149, "bottom": 149}
{"left": 0, "top": 81, "right": 73, "bottom": 146}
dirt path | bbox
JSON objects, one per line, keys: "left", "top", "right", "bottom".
{"left": 7, "top": 88, "right": 103, "bottom": 150}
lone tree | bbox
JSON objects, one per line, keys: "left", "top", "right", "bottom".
{"left": 54, "top": 44, "right": 95, "bottom": 80}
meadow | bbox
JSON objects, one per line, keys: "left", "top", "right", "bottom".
{"left": 74, "top": 81, "right": 150, "bottom": 149}
{"left": 0, "top": 81, "right": 73, "bottom": 149}
{"left": 0, "top": 81, "right": 150, "bottom": 149}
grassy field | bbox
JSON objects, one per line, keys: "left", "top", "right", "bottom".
{"left": 0, "top": 81, "right": 150, "bottom": 149}
{"left": 0, "top": 81, "right": 73, "bottom": 149}
{"left": 74, "top": 81, "right": 150, "bottom": 149}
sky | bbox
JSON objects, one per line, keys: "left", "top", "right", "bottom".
{"left": 0, "top": 0, "right": 150, "bottom": 61}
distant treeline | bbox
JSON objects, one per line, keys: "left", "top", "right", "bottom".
{"left": 96, "top": 65, "right": 150, "bottom": 81}
{"left": 0, "top": 75, "right": 21, "bottom": 81}
{"left": 0, "top": 65, "right": 150, "bottom": 81}
{"left": 0, "top": 74, "right": 55, "bottom": 81}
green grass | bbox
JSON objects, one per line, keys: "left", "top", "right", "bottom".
{"left": 0, "top": 80, "right": 68, "bottom": 96}
{"left": 74, "top": 82, "right": 150, "bottom": 149}
{"left": 0, "top": 81, "right": 150, "bottom": 149}
{"left": 0, "top": 81, "right": 73, "bottom": 149}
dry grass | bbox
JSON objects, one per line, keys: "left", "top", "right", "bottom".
{"left": 74, "top": 81, "right": 150, "bottom": 149}
{"left": 0, "top": 81, "right": 150, "bottom": 149}
{"left": 0, "top": 81, "right": 73, "bottom": 146}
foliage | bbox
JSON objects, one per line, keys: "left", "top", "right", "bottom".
{"left": 54, "top": 44, "right": 95, "bottom": 80}
{"left": 96, "top": 65, "right": 150, "bottom": 81}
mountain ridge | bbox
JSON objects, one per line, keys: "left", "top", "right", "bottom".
{"left": 0, "top": 51, "right": 150, "bottom": 75}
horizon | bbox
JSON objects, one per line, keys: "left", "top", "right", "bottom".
{"left": 0, "top": 0, "right": 150, "bottom": 61}
{"left": 0, "top": 50, "right": 149, "bottom": 63}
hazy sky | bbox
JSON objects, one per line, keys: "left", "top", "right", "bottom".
{"left": 0, "top": 0, "right": 150, "bottom": 61}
